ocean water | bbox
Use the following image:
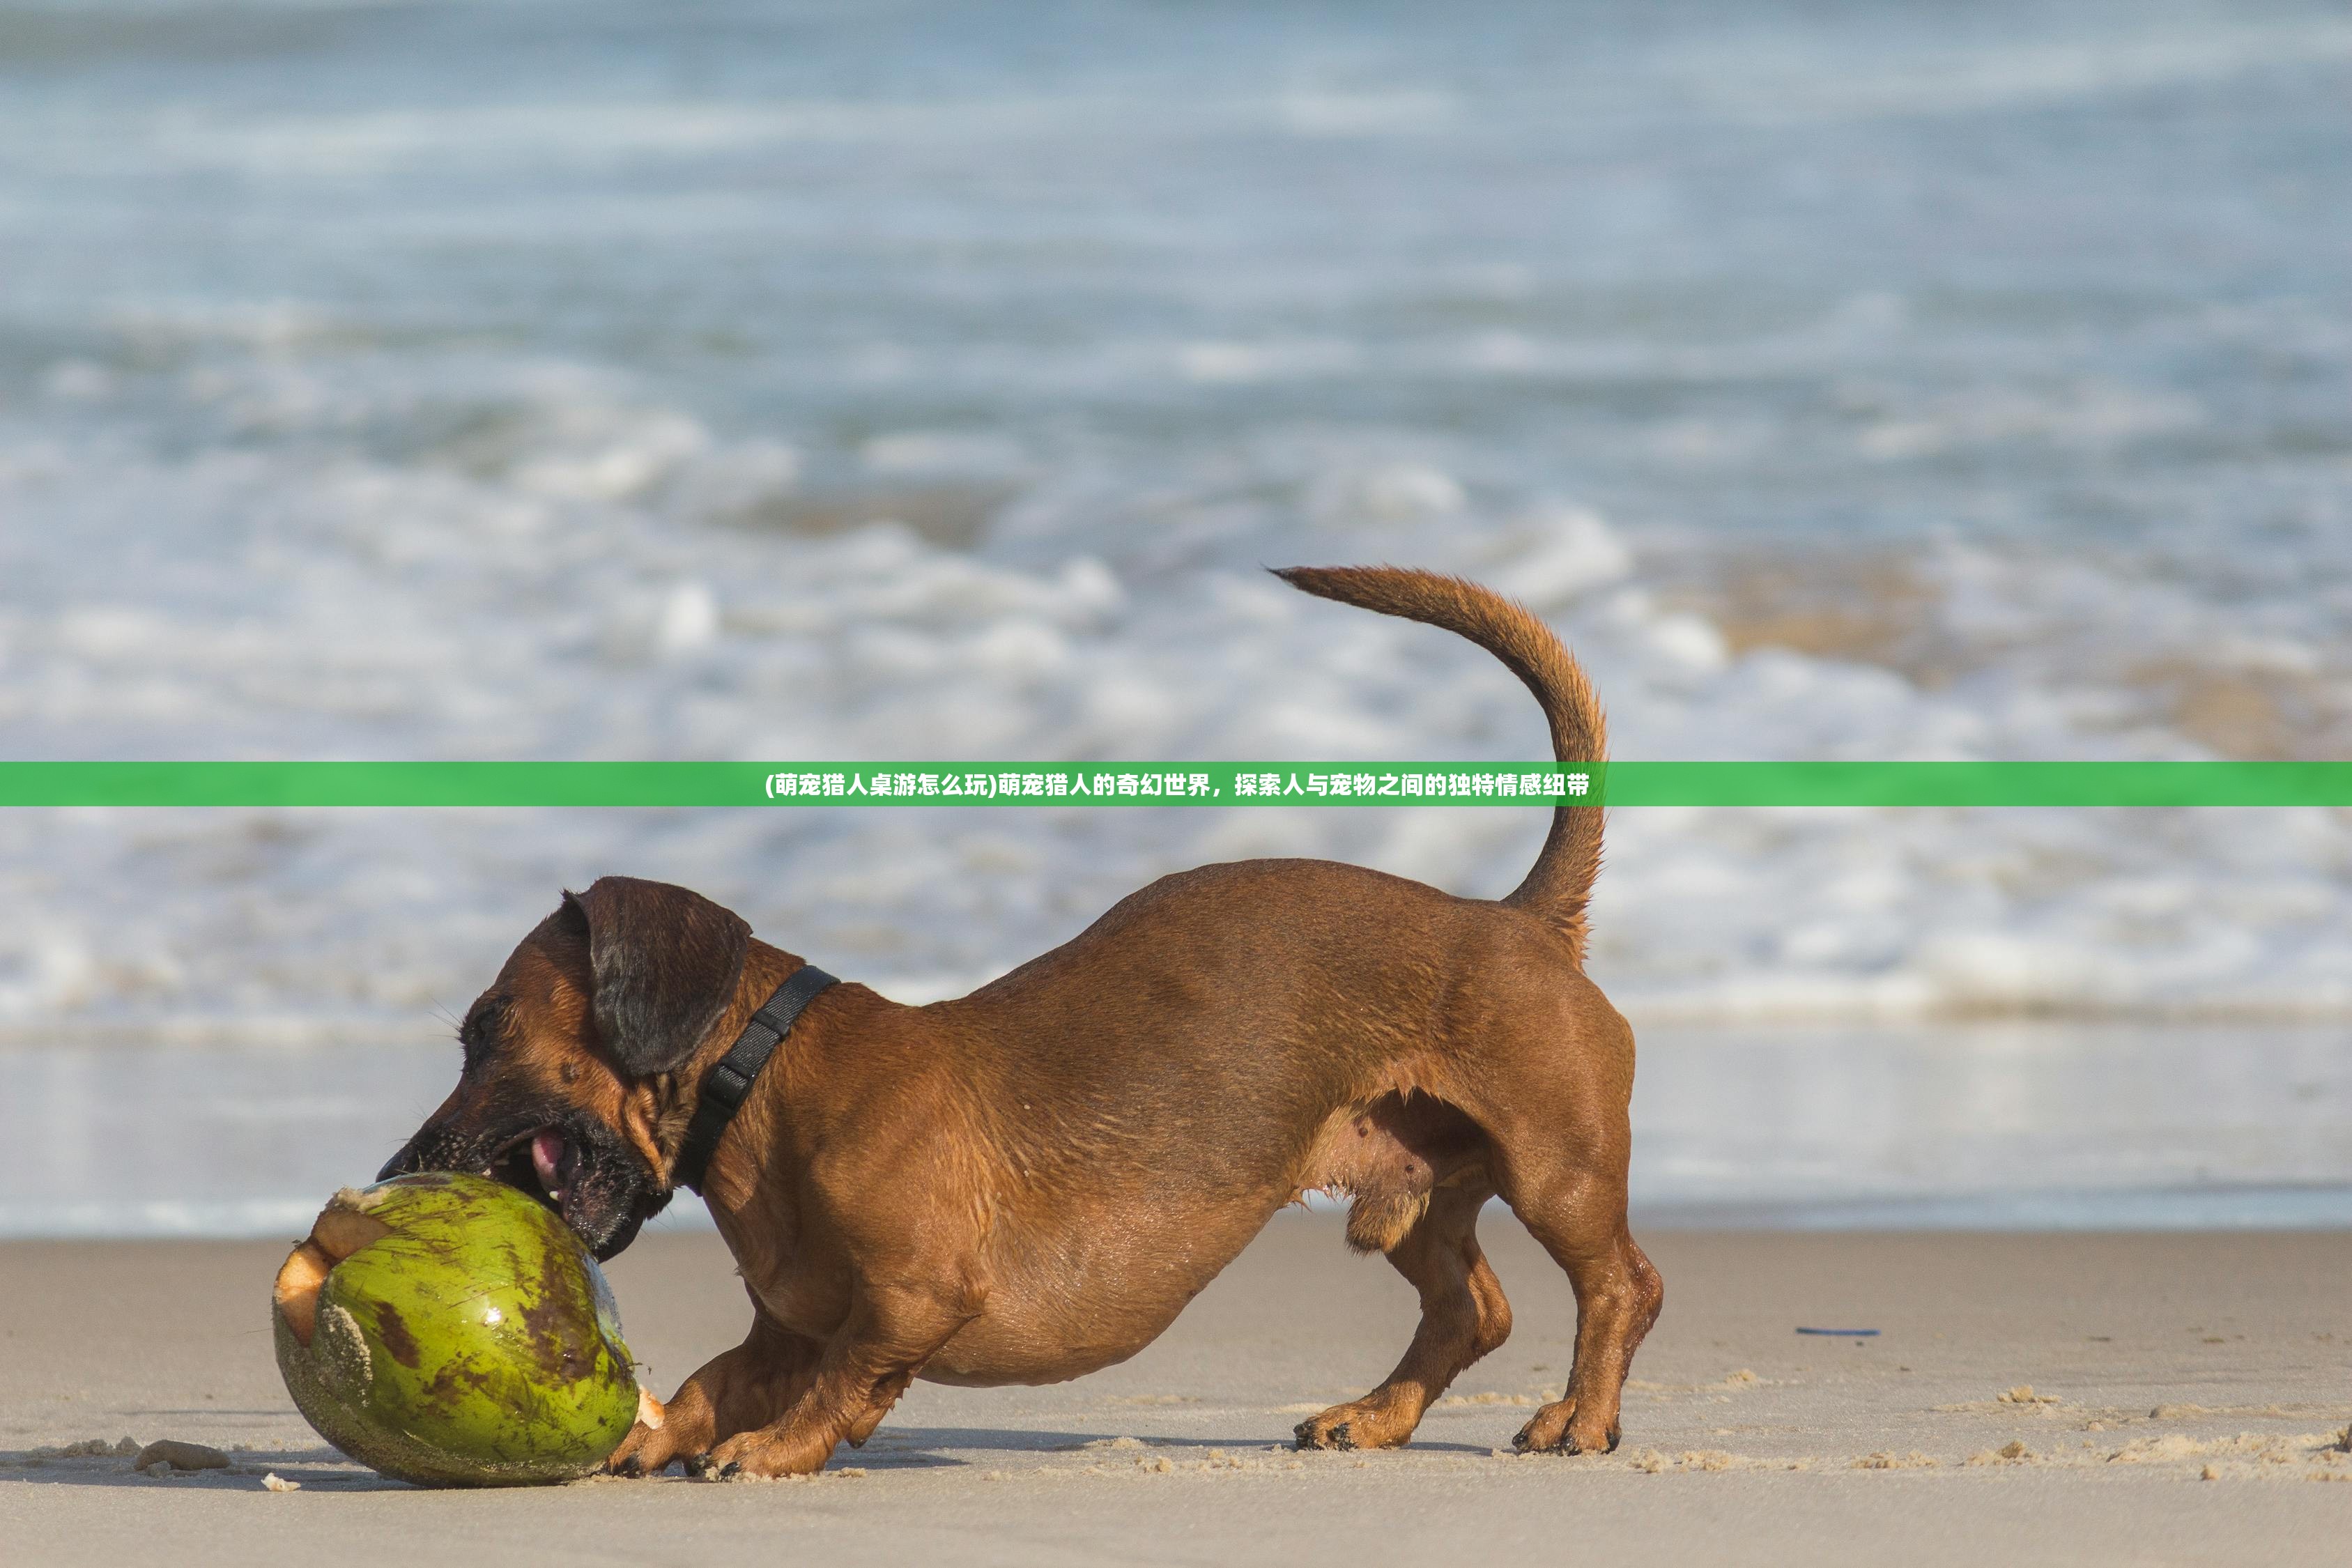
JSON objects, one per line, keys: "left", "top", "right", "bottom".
{"left": 2, "top": 1, "right": 2351, "bottom": 1226}
{"left": 6, "top": 1027, "right": 2345, "bottom": 1237}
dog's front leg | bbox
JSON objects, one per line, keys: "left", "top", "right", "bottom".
{"left": 695, "top": 1274, "right": 986, "bottom": 1480}
{"left": 605, "top": 1312, "right": 819, "bottom": 1477}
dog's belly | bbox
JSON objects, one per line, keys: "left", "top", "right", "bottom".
{"left": 918, "top": 1107, "right": 1486, "bottom": 1385}
{"left": 918, "top": 1192, "right": 1287, "bottom": 1387}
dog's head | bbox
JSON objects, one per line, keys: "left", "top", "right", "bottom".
{"left": 378, "top": 876, "right": 753, "bottom": 1261}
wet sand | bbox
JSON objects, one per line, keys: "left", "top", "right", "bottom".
{"left": 3, "top": 1216, "right": 2346, "bottom": 1565}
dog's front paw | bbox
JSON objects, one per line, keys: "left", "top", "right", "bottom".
{"left": 601, "top": 1423, "right": 670, "bottom": 1477}
{"left": 602, "top": 1418, "right": 687, "bottom": 1478}
{"left": 697, "top": 1426, "right": 838, "bottom": 1480}
{"left": 603, "top": 1388, "right": 693, "bottom": 1477}
{"left": 1512, "top": 1398, "right": 1618, "bottom": 1455}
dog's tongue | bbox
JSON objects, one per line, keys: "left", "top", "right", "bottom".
{"left": 530, "top": 1130, "right": 567, "bottom": 1202}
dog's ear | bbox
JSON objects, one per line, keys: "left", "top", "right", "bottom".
{"left": 560, "top": 877, "right": 751, "bottom": 1077}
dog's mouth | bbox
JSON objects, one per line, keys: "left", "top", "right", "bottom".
{"left": 383, "top": 1112, "right": 668, "bottom": 1263}
{"left": 486, "top": 1125, "right": 585, "bottom": 1211}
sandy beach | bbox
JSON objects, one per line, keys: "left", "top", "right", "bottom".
{"left": 3, "top": 1214, "right": 2345, "bottom": 1565}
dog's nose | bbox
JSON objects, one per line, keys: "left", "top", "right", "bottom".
{"left": 376, "top": 1141, "right": 422, "bottom": 1183}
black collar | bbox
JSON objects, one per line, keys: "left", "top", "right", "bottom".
{"left": 672, "top": 964, "right": 838, "bottom": 1194}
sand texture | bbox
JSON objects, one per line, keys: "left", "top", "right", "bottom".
{"left": 3, "top": 1216, "right": 2346, "bottom": 1565}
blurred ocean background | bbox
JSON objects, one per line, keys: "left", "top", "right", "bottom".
{"left": 2, "top": 0, "right": 2349, "bottom": 1233}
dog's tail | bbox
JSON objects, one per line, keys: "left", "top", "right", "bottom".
{"left": 1273, "top": 565, "right": 1606, "bottom": 959}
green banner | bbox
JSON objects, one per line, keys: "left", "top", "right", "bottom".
{"left": 3, "top": 760, "right": 2351, "bottom": 806}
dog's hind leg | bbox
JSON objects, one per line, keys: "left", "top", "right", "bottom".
{"left": 1293, "top": 1185, "right": 1512, "bottom": 1451}
{"left": 1429, "top": 989, "right": 1663, "bottom": 1456}
{"left": 1502, "top": 1175, "right": 1661, "bottom": 1456}
{"left": 1489, "top": 1110, "right": 1661, "bottom": 1456}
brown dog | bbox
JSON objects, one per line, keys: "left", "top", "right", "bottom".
{"left": 380, "top": 565, "right": 1662, "bottom": 1478}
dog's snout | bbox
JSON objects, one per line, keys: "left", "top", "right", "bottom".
{"left": 376, "top": 1137, "right": 427, "bottom": 1183}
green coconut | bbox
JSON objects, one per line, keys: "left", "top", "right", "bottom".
{"left": 271, "top": 1171, "right": 647, "bottom": 1486}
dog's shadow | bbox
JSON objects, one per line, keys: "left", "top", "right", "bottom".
{"left": 857, "top": 1426, "right": 1252, "bottom": 1469}
{"left": 857, "top": 1425, "right": 1497, "bottom": 1467}
{"left": 0, "top": 1426, "right": 1493, "bottom": 1489}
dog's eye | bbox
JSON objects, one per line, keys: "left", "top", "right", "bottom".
{"left": 457, "top": 996, "right": 510, "bottom": 1074}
